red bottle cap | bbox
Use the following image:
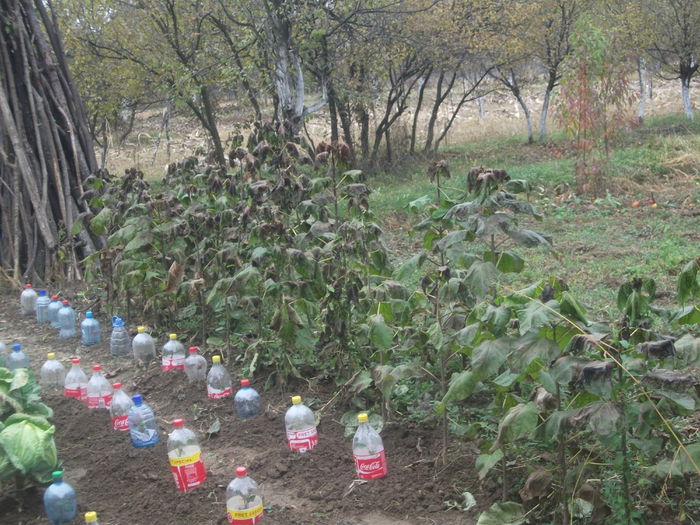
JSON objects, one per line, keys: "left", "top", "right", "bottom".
{"left": 25, "top": 284, "right": 32, "bottom": 288}
{"left": 71, "top": 358, "right": 80, "bottom": 364}
{"left": 173, "top": 419, "right": 184, "bottom": 428}
{"left": 52, "top": 295, "right": 58, "bottom": 300}
{"left": 92, "top": 365, "right": 101, "bottom": 371}
{"left": 113, "top": 382, "right": 122, "bottom": 389}
{"left": 188, "top": 346, "right": 198, "bottom": 354}
{"left": 240, "top": 379, "right": 250, "bottom": 387}
{"left": 236, "top": 466, "right": 247, "bottom": 477}
{"left": 62, "top": 300, "right": 69, "bottom": 306}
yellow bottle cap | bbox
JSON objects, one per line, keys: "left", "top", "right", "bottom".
{"left": 85, "top": 511, "right": 97, "bottom": 523}
{"left": 212, "top": 355, "right": 221, "bottom": 363}
{"left": 169, "top": 333, "right": 177, "bottom": 339}
{"left": 291, "top": 395, "right": 301, "bottom": 404}
{"left": 47, "top": 352, "right": 55, "bottom": 359}
{"left": 357, "top": 412, "right": 368, "bottom": 423}
{"left": 137, "top": 326, "right": 145, "bottom": 333}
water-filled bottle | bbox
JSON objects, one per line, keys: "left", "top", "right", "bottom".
{"left": 109, "top": 316, "right": 130, "bottom": 357}
{"left": 127, "top": 394, "right": 159, "bottom": 447}
{"left": 81, "top": 312, "right": 101, "bottom": 346}
{"left": 184, "top": 346, "right": 207, "bottom": 383}
{"left": 7, "top": 343, "right": 30, "bottom": 370}
{"left": 234, "top": 379, "right": 261, "bottom": 420}
{"left": 64, "top": 358, "right": 88, "bottom": 402}
{"left": 20, "top": 284, "right": 38, "bottom": 315}
{"left": 285, "top": 396, "right": 318, "bottom": 453}
{"left": 162, "top": 333, "right": 185, "bottom": 371}
{"left": 167, "top": 419, "right": 207, "bottom": 492}
{"left": 86, "top": 365, "right": 113, "bottom": 409}
{"left": 36, "top": 289, "right": 51, "bottom": 323}
{"left": 132, "top": 326, "right": 156, "bottom": 365}
{"left": 110, "top": 382, "right": 132, "bottom": 431}
{"left": 206, "top": 356, "right": 232, "bottom": 399}
{"left": 48, "top": 295, "right": 62, "bottom": 328}
{"left": 57, "top": 301, "right": 77, "bottom": 338}
{"left": 226, "top": 466, "right": 263, "bottom": 524}
{"left": 40, "top": 353, "right": 66, "bottom": 391}
{"left": 84, "top": 511, "right": 100, "bottom": 524}
{"left": 43, "top": 470, "right": 77, "bottom": 525}
{"left": 352, "top": 412, "right": 388, "bottom": 479}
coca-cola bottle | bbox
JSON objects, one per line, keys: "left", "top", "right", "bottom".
{"left": 184, "top": 346, "right": 207, "bottom": 383}
{"left": 162, "top": 333, "right": 186, "bottom": 371}
{"left": 167, "top": 419, "right": 207, "bottom": 492}
{"left": 206, "top": 356, "right": 232, "bottom": 399}
{"left": 86, "top": 365, "right": 113, "bottom": 409}
{"left": 352, "top": 412, "right": 387, "bottom": 480}
{"left": 110, "top": 382, "right": 132, "bottom": 431}
{"left": 226, "top": 466, "right": 263, "bottom": 525}
{"left": 284, "top": 396, "right": 318, "bottom": 453}
{"left": 64, "top": 358, "right": 88, "bottom": 402}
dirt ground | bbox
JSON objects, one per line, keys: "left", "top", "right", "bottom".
{"left": 0, "top": 292, "right": 485, "bottom": 525}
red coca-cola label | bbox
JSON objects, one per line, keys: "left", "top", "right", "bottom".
{"left": 65, "top": 386, "right": 87, "bottom": 402}
{"left": 207, "top": 386, "right": 232, "bottom": 399}
{"left": 354, "top": 449, "right": 387, "bottom": 479}
{"left": 87, "top": 394, "right": 112, "bottom": 409}
{"left": 162, "top": 357, "right": 185, "bottom": 371}
{"left": 287, "top": 427, "right": 318, "bottom": 452}
{"left": 111, "top": 414, "right": 129, "bottom": 431}
{"left": 169, "top": 450, "right": 207, "bottom": 492}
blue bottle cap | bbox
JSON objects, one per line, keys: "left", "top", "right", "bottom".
{"left": 86, "top": 311, "right": 93, "bottom": 319}
{"left": 38, "top": 289, "right": 47, "bottom": 296}
{"left": 112, "top": 316, "right": 124, "bottom": 327}
{"left": 12, "top": 344, "right": 20, "bottom": 351}
{"left": 132, "top": 394, "right": 143, "bottom": 406}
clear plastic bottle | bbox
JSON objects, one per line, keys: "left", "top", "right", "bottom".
{"left": 43, "top": 470, "right": 77, "bottom": 525}
{"left": 167, "top": 419, "right": 207, "bottom": 492}
{"left": 162, "top": 333, "right": 186, "bottom": 371}
{"left": 109, "top": 382, "right": 132, "bottom": 431}
{"left": 64, "top": 358, "right": 88, "bottom": 402}
{"left": 7, "top": 343, "right": 30, "bottom": 371}
{"left": 48, "top": 295, "right": 62, "bottom": 328}
{"left": 127, "top": 394, "right": 159, "bottom": 447}
{"left": 20, "top": 283, "right": 38, "bottom": 315}
{"left": 285, "top": 396, "right": 318, "bottom": 453}
{"left": 84, "top": 511, "right": 99, "bottom": 524}
{"left": 184, "top": 346, "right": 207, "bottom": 383}
{"left": 36, "top": 289, "right": 51, "bottom": 323}
{"left": 206, "top": 356, "right": 232, "bottom": 399}
{"left": 40, "top": 353, "right": 66, "bottom": 391}
{"left": 81, "top": 312, "right": 101, "bottom": 346}
{"left": 226, "top": 466, "right": 263, "bottom": 524}
{"left": 132, "top": 326, "right": 156, "bottom": 365}
{"left": 109, "top": 316, "right": 130, "bottom": 357}
{"left": 234, "top": 379, "right": 261, "bottom": 420}
{"left": 352, "top": 412, "right": 388, "bottom": 480}
{"left": 86, "top": 365, "right": 113, "bottom": 409}
{"left": 57, "top": 301, "right": 77, "bottom": 338}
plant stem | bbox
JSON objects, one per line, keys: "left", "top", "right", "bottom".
{"left": 557, "top": 384, "right": 571, "bottom": 525}
{"left": 617, "top": 365, "right": 632, "bottom": 525}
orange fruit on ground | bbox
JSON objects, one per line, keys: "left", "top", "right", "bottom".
{"left": 631, "top": 201, "right": 640, "bottom": 207}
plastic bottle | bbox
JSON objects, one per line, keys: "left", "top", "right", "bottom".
{"left": 226, "top": 466, "right": 263, "bottom": 525}
{"left": 352, "top": 412, "right": 388, "bottom": 480}
{"left": 162, "top": 333, "right": 186, "bottom": 371}
{"left": 81, "top": 312, "right": 101, "bottom": 346}
{"left": 184, "top": 346, "right": 207, "bottom": 383}
{"left": 109, "top": 382, "right": 133, "bottom": 431}
{"left": 43, "top": 470, "right": 77, "bottom": 525}
{"left": 86, "top": 365, "right": 113, "bottom": 409}
{"left": 40, "top": 353, "right": 66, "bottom": 391}
{"left": 167, "top": 419, "right": 207, "bottom": 492}
{"left": 234, "top": 379, "right": 261, "bottom": 420}
{"left": 132, "top": 326, "right": 156, "bottom": 365}
{"left": 285, "top": 396, "right": 318, "bottom": 453}
{"left": 36, "top": 289, "right": 51, "bottom": 323}
{"left": 64, "top": 358, "right": 88, "bottom": 402}
{"left": 109, "top": 316, "right": 130, "bottom": 357}
{"left": 206, "top": 356, "right": 232, "bottom": 399}
{"left": 84, "top": 511, "right": 99, "bottom": 524}
{"left": 6, "top": 343, "right": 30, "bottom": 371}
{"left": 57, "top": 301, "right": 77, "bottom": 338}
{"left": 127, "top": 394, "right": 159, "bottom": 447}
{"left": 48, "top": 295, "right": 62, "bottom": 328}
{"left": 20, "top": 283, "right": 38, "bottom": 315}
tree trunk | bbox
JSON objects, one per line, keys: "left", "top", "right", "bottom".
{"left": 637, "top": 57, "right": 646, "bottom": 124}
{"left": 539, "top": 71, "right": 557, "bottom": 141}
{"left": 681, "top": 76, "right": 693, "bottom": 120}
{"left": 328, "top": 84, "right": 339, "bottom": 142}
{"left": 410, "top": 69, "right": 431, "bottom": 155}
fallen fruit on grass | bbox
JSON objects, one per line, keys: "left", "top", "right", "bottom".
{"left": 631, "top": 201, "right": 640, "bottom": 207}
{"left": 651, "top": 203, "right": 658, "bottom": 208}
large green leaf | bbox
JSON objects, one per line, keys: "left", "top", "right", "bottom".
{"left": 674, "top": 334, "right": 700, "bottom": 366}
{"left": 506, "top": 229, "right": 552, "bottom": 249}
{"left": 90, "top": 207, "right": 114, "bottom": 235}
{"left": 373, "top": 364, "right": 421, "bottom": 402}
{"left": 476, "top": 502, "right": 527, "bottom": 525}
{"left": 671, "top": 305, "right": 700, "bottom": 326}
{"left": 369, "top": 314, "right": 393, "bottom": 349}
{"left": 476, "top": 449, "right": 503, "bottom": 480}
{"left": 441, "top": 370, "right": 479, "bottom": 405}
{"left": 559, "top": 292, "right": 590, "bottom": 325}
{"left": 483, "top": 251, "right": 524, "bottom": 274}
{"left": 651, "top": 443, "right": 700, "bottom": 477}
{"left": 394, "top": 252, "right": 426, "bottom": 282}
{"left": 517, "top": 299, "right": 558, "bottom": 335}
{"left": 677, "top": 259, "right": 699, "bottom": 303}
{"left": 465, "top": 261, "right": 497, "bottom": 298}
{"left": 472, "top": 338, "right": 511, "bottom": 379}
{"left": 493, "top": 402, "right": 539, "bottom": 449}
{"left": 0, "top": 415, "right": 58, "bottom": 481}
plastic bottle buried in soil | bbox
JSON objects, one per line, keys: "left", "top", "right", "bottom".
{"left": 132, "top": 326, "right": 156, "bottom": 365}
{"left": 57, "top": 301, "right": 77, "bottom": 338}
{"left": 87, "top": 365, "right": 113, "bottom": 409}
{"left": 184, "top": 346, "right": 207, "bottom": 383}
{"left": 48, "top": 295, "right": 62, "bottom": 328}
{"left": 40, "top": 353, "right": 66, "bottom": 391}
{"left": 206, "top": 356, "right": 232, "bottom": 399}
{"left": 109, "top": 382, "right": 132, "bottom": 431}
{"left": 84, "top": 511, "right": 100, "bottom": 524}
{"left": 43, "top": 470, "right": 77, "bottom": 525}
{"left": 167, "top": 419, "right": 207, "bottom": 492}
{"left": 20, "top": 283, "right": 38, "bottom": 315}
{"left": 64, "top": 358, "right": 88, "bottom": 402}
{"left": 36, "top": 289, "right": 51, "bottom": 323}
{"left": 109, "top": 316, "right": 130, "bottom": 357}
{"left": 162, "top": 333, "right": 186, "bottom": 371}
{"left": 352, "top": 412, "right": 388, "bottom": 480}
{"left": 285, "top": 396, "right": 318, "bottom": 453}
{"left": 6, "top": 343, "right": 30, "bottom": 371}
{"left": 234, "top": 379, "right": 261, "bottom": 420}
{"left": 81, "top": 312, "right": 101, "bottom": 346}
{"left": 127, "top": 394, "right": 159, "bottom": 447}
{"left": 226, "top": 466, "right": 263, "bottom": 525}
